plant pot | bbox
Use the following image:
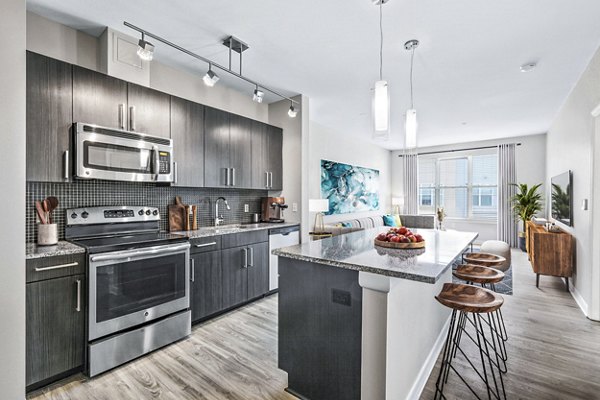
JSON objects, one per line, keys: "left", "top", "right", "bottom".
{"left": 518, "top": 233, "right": 526, "bottom": 252}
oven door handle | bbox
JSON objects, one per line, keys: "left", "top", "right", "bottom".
{"left": 90, "top": 243, "right": 190, "bottom": 263}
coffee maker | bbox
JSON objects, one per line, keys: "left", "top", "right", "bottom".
{"left": 261, "top": 197, "right": 288, "bottom": 223}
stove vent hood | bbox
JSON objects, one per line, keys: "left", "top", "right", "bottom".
{"left": 98, "top": 27, "right": 150, "bottom": 86}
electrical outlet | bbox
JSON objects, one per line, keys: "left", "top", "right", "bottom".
{"left": 244, "top": 204, "right": 249, "bottom": 213}
{"left": 292, "top": 202, "right": 298, "bottom": 212}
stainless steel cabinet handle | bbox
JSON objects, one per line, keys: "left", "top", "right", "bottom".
{"left": 242, "top": 248, "right": 248, "bottom": 268}
{"left": 194, "top": 242, "right": 217, "bottom": 248}
{"left": 75, "top": 279, "right": 82, "bottom": 312}
{"left": 248, "top": 246, "right": 254, "bottom": 267}
{"left": 63, "top": 150, "right": 69, "bottom": 180}
{"left": 173, "top": 161, "right": 178, "bottom": 184}
{"left": 269, "top": 172, "right": 273, "bottom": 188}
{"left": 129, "top": 105, "right": 136, "bottom": 131}
{"left": 35, "top": 261, "right": 79, "bottom": 272}
{"left": 265, "top": 171, "right": 269, "bottom": 188}
{"left": 119, "top": 104, "right": 125, "bottom": 129}
{"left": 225, "top": 168, "right": 230, "bottom": 186}
{"left": 191, "top": 258, "right": 195, "bottom": 282}
{"left": 231, "top": 168, "right": 236, "bottom": 186}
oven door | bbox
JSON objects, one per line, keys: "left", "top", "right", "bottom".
{"left": 88, "top": 243, "right": 190, "bottom": 341}
{"left": 75, "top": 122, "right": 173, "bottom": 183}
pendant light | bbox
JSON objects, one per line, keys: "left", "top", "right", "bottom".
{"left": 372, "top": 0, "right": 390, "bottom": 140}
{"left": 404, "top": 39, "right": 419, "bottom": 149}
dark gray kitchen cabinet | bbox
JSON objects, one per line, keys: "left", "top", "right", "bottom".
{"left": 127, "top": 83, "right": 171, "bottom": 137}
{"left": 73, "top": 65, "right": 128, "bottom": 130}
{"left": 204, "top": 107, "right": 231, "bottom": 187}
{"left": 247, "top": 242, "right": 269, "bottom": 299}
{"left": 229, "top": 114, "right": 253, "bottom": 188}
{"left": 204, "top": 108, "right": 253, "bottom": 188}
{"left": 26, "top": 274, "right": 85, "bottom": 389}
{"left": 221, "top": 246, "right": 249, "bottom": 309}
{"left": 268, "top": 125, "right": 284, "bottom": 190}
{"left": 190, "top": 250, "right": 222, "bottom": 322}
{"left": 171, "top": 97, "right": 204, "bottom": 187}
{"left": 250, "top": 121, "right": 283, "bottom": 190}
{"left": 26, "top": 51, "right": 73, "bottom": 182}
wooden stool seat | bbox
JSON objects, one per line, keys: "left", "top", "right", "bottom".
{"left": 435, "top": 283, "right": 504, "bottom": 314}
{"left": 463, "top": 252, "right": 506, "bottom": 267}
{"left": 453, "top": 264, "right": 505, "bottom": 284}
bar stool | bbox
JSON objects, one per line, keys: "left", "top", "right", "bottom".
{"left": 435, "top": 283, "right": 506, "bottom": 400}
{"left": 463, "top": 252, "right": 506, "bottom": 269}
{"left": 453, "top": 264, "right": 508, "bottom": 373}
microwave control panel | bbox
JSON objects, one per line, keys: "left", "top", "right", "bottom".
{"left": 159, "top": 152, "right": 171, "bottom": 174}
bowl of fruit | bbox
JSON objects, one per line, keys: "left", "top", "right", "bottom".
{"left": 374, "top": 227, "right": 425, "bottom": 249}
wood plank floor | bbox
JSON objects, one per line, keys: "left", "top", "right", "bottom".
{"left": 29, "top": 249, "right": 600, "bottom": 400}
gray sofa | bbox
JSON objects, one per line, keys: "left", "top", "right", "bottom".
{"left": 321, "top": 214, "right": 435, "bottom": 236}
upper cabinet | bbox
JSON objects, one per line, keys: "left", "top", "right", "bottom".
{"left": 204, "top": 107, "right": 231, "bottom": 187}
{"left": 170, "top": 96, "right": 204, "bottom": 187}
{"left": 251, "top": 121, "right": 283, "bottom": 191}
{"left": 73, "top": 65, "right": 127, "bottom": 130}
{"left": 127, "top": 83, "right": 171, "bottom": 137}
{"left": 26, "top": 52, "right": 73, "bottom": 182}
{"left": 229, "top": 114, "right": 253, "bottom": 188}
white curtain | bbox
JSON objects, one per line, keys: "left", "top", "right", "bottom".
{"left": 497, "top": 144, "right": 518, "bottom": 247}
{"left": 403, "top": 153, "right": 419, "bottom": 215}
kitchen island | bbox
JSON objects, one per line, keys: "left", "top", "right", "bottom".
{"left": 274, "top": 227, "right": 478, "bottom": 400}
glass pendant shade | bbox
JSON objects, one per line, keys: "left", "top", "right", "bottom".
{"left": 405, "top": 108, "right": 418, "bottom": 148}
{"left": 373, "top": 80, "right": 390, "bottom": 140}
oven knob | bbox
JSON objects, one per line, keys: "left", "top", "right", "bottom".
{"left": 81, "top": 211, "right": 89, "bottom": 219}
{"left": 138, "top": 209, "right": 144, "bottom": 216}
{"left": 71, "top": 213, "right": 78, "bottom": 219}
{"left": 146, "top": 210, "right": 151, "bottom": 216}
{"left": 144, "top": 311, "right": 149, "bottom": 317}
{"left": 152, "top": 210, "right": 158, "bottom": 216}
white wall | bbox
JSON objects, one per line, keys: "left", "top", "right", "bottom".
{"left": 546, "top": 45, "right": 600, "bottom": 318}
{"left": 308, "top": 122, "right": 393, "bottom": 228}
{"left": 0, "top": 0, "right": 26, "bottom": 398}
{"left": 26, "top": 12, "right": 269, "bottom": 123}
{"left": 391, "top": 134, "right": 547, "bottom": 243}
{"left": 268, "top": 95, "right": 307, "bottom": 228}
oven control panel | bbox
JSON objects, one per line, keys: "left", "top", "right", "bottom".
{"left": 66, "top": 206, "right": 160, "bottom": 225}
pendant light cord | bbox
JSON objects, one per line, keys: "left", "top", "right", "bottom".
{"left": 409, "top": 47, "right": 415, "bottom": 109}
{"left": 379, "top": 1, "right": 383, "bottom": 80}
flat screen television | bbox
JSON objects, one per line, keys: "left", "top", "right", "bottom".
{"left": 551, "top": 171, "right": 573, "bottom": 227}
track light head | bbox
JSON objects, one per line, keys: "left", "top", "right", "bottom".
{"left": 203, "top": 66, "right": 219, "bottom": 87}
{"left": 253, "top": 86, "right": 264, "bottom": 103}
{"left": 288, "top": 103, "right": 298, "bottom": 118}
{"left": 137, "top": 33, "right": 155, "bottom": 61}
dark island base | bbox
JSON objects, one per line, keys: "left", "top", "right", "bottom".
{"left": 278, "top": 257, "right": 363, "bottom": 400}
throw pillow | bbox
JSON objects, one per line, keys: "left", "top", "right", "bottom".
{"left": 393, "top": 214, "right": 402, "bottom": 227}
{"left": 383, "top": 214, "right": 397, "bottom": 227}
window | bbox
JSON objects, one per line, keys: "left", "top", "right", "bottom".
{"left": 418, "top": 152, "right": 498, "bottom": 220}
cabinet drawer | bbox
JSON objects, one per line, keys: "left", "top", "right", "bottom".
{"left": 26, "top": 254, "right": 86, "bottom": 283}
{"left": 190, "top": 236, "right": 221, "bottom": 254}
{"left": 222, "top": 230, "right": 268, "bottom": 249}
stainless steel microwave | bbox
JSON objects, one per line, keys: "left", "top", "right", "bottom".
{"left": 74, "top": 123, "right": 174, "bottom": 183}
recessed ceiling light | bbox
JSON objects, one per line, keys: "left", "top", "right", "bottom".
{"left": 520, "top": 62, "right": 537, "bottom": 72}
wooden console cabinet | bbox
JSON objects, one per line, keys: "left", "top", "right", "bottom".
{"left": 526, "top": 221, "right": 574, "bottom": 291}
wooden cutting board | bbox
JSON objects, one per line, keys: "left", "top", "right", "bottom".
{"left": 168, "top": 204, "right": 186, "bottom": 232}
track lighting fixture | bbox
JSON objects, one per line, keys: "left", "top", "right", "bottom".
{"left": 288, "top": 102, "right": 298, "bottom": 118}
{"left": 124, "top": 21, "right": 299, "bottom": 116}
{"left": 203, "top": 65, "right": 220, "bottom": 87}
{"left": 136, "top": 33, "right": 155, "bottom": 61}
{"left": 253, "top": 85, "right": 264, "bottom": 103}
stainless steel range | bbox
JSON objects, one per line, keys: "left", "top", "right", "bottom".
{"left": 65, "top": 206, "right": 191, "bottom": 377}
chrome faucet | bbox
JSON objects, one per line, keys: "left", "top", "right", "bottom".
{"left": 215, "top": 197, "right": 231, "bottom": 226}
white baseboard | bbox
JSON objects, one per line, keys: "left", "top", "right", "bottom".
{"left": 406, "top": 315, "right": 451, "bottom": 400}
{"left": 569, "top": 280, "right": 589, "bottom": 317}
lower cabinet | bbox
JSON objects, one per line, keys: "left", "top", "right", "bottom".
{"left": 26, "top": 274, "right": 85, "bottom": 389}
{"left": 190, "top": 250, "right": 222, "bottom": 322}
{"left": 190, "top": 237, "right": 270, "bottom": 321}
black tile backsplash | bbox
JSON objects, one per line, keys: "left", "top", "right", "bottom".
{"left": 26, "top": 181, "right": 267, "bottom": 243}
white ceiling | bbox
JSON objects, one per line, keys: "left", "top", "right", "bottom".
{"left": 27, "top": 0, "right": 600, "bottom": 150}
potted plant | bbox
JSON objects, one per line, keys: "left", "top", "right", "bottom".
{"left": 510, "top": 183, "right": 543, "bottom": 251}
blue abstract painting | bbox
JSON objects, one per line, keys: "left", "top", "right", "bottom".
{"left": 320, "top": 159, "right": 380, "bottom": 215}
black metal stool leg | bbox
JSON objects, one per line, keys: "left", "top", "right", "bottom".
{"left": 435, "top": 310, "right": 458, "bottom": 400}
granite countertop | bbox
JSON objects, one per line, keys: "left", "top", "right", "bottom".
{"left": 172, "top": 222, "right": 300, "bottom": 239}
{"left": 273, "top": 228, "right": 478, "bottom": 283}
{"left": 26, "top": 241, "right": 86, "bottom": 260}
